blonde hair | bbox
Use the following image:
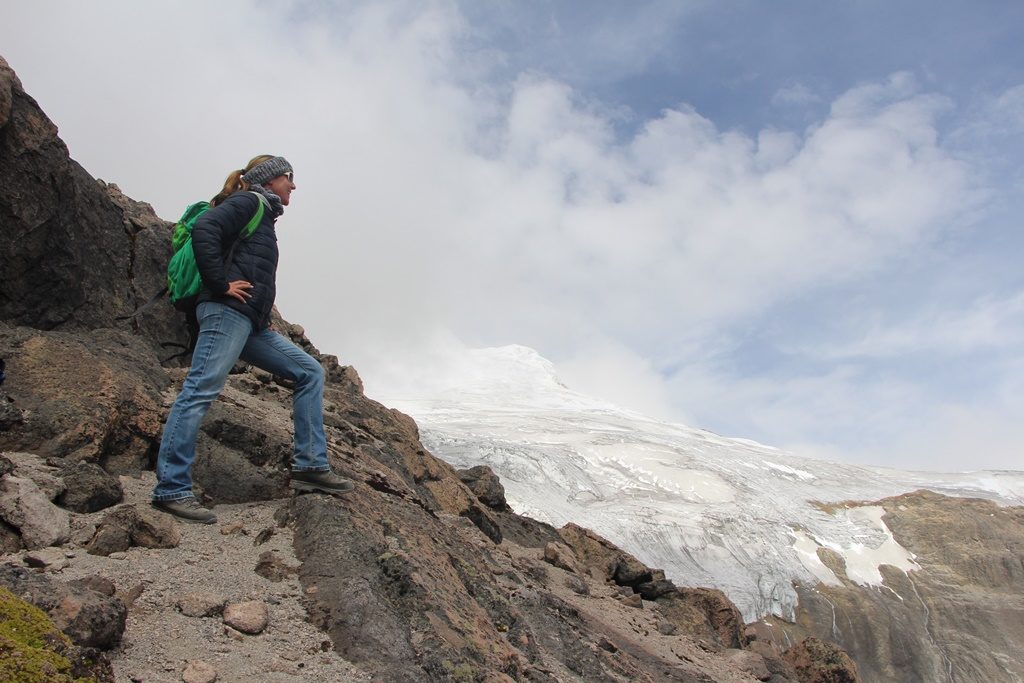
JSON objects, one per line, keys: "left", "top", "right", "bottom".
{"left": 211, "top": 154, "right": 275, "bottom": 207}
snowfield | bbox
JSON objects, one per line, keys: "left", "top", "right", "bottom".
{"left": 381, "top": 345, "right": 1024, "bottom": 621}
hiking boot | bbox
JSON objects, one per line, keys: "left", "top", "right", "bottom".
{"left": 290, "top": 469, "right": 354, "bottom": 496}
{"left": 152, "top": 497, "right": 218, "bottom": 524}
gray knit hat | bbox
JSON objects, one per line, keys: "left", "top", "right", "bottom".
{"left": 242, "top": 156, "right": 293, "bottom": 186}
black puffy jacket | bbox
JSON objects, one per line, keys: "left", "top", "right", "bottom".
{"left": 193, "top": 191, "right": 279, "bottom": 330}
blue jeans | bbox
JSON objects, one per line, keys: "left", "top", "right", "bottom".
{"left": 152, "top": 302, "right": 329, "bottom": 502}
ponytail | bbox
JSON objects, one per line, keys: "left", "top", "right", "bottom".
{"left": 210, "top": 154, "right": 275, "bottom": 206}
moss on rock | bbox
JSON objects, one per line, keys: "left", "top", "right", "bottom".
{"left": 0, "top": 586, "right": 103, "bottom": 682}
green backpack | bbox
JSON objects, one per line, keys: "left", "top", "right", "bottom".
{"left": 118, "top": 193, "right": 266, "bottom": 361}
{"left": 167, "top": 196, "right": 265, "bottom": 310}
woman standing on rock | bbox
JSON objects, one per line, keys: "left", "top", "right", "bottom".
{"left": 152, "top": 155, "right": 353, "bottom": 524}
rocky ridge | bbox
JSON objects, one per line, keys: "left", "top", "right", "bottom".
{"left": 747, "top": 491, "right": 1024, "bottom": 683}
{"left": 0, "top": 55, "right": 853, "bottom": 681}
{"left": 396, "top": 347, "right": 1024, "bottom": 682}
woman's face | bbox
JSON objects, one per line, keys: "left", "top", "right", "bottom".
{"left": 266, "top": 172, "right": 296, "bottom": 205}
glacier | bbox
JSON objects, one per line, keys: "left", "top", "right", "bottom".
{"left": 379, "top": 344, "right": 1024, "bottom": 622}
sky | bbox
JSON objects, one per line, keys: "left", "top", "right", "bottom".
{"left": 2, "top": 1, "right": 1022, "bottom": 472}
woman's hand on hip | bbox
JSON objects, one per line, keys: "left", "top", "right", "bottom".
{"left": 225, "top": 280, "right": 253, "bottom": 303}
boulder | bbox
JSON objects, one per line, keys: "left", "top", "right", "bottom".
{"left": 182, "top": 659, "right": 218, "bottom": 683}
{"left": 67, "top": 575, "right": 117, "bottom": 597}
{"left": 57, "top": 461, "right": 123, "bottom": 512}
{"left": 722, "top": 648, "right": 772, "bottom": 681}
{"left": 178, "top": 592, "right": 226, "bottom": 618}
{"left": 556, "top": 522, "right": 627, "bottom": 581}
{"left": 612, "top": 555, "right": 653, "bottom": 587}
{"left": 458, "top": 502, "right": 503, "bottom": 544}
{"left": 636, "top": 578, "right": 677, "bottom": 600}
{"left": 87, "top": 504, "right": 181, "bottom": 556}
{"left": 0, "top": 518, "right": 23, "bottom": 553}
{"left": 656, "top": 587, "right": 746, "bottom": 649}
{"left": 0, "top": 326, "right": 169, "bottom": 473}
{"left": 130, "top": 504, "right": 182, "bottom": 548}
{"left": 0, "top": 563, "right": 127, "bottom": 650}
{"left": 0, "top": 584, "right": 115, "bottom": 682}
{"left": 24, "top": 547, "right": 70, "bottom": 571}
{"left": 190, "top": 398, "right": 293, "bottom": 503}
{"left": 543, "top": 541, "right": 582, "bottom": 574}
{"left": 657, "top": 621, "right": 678, "bottom": 636}
{"left": 783, "top": 637, "right": 859, "bottom": 683}
{"left": 565, "top": 574, "right": 590, "bottom": 595}
{"left": 223, "top": 600, "right": 269, "bottom": 635}
{"left": 0, "top": 475, "right": 71, "bottom": 549}
{"left": 3, "top": 451, "right": 65, "bottom": 500}
{"left": 456, "top": 465, "right": 512, "bottom": 512}
{"left": 620, "top": 593, "right": 643, "bottom": 609}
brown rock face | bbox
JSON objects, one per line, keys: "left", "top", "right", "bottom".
{"left": 750, "top": 490, "right": 1024, "bottom": 683}
{"left": 0, "top": 325, "right": 170, "bottom": 472}
{"left": 543, "top": 541, "right": 583, "bottom": 574}
{"left": 0, "top": 563, "right": 127, "bottom": 650}
{"left": 457, "top": 464, "right": 513, "bottom": 512}
{"left": 86, "top": 503, "right": 181, "bottom": 556}
{"left": 57, "top": 461, "right": 124, "bottom": 513}
{"left": 782, "top": 637, "right": 858, "bottom": 683}
{"left": 557, "top": 522, "right": 626, "bottom": 580}
{"left": 0, "top": 474, "right": 70, "bottom": 549}
{"left": 0, "top": 57, "right": 173, "bottom": 340}
{"left": 660, "top": 588, "right": 746, "bottom": 649}
{"left": 0, "top": 585, "right": 115, "bottom": 682}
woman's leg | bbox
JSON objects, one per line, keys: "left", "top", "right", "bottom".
{"left": 152, "top": 303, "right": 253, "bottom": 501}
{"left": 240, "top": 329, "right": 328, "bottom": 472}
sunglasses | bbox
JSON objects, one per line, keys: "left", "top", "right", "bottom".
{"left": 282, "top": 171, "right": 294, "bottom": 182}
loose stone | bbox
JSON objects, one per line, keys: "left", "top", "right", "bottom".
{"left": 223, "top": 600, "right": 269, "bottom": 634}
{"left": 182, "top": 659, "right": 218, "bottom": 683}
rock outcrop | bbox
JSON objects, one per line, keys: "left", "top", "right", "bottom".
{"left": 0, "top": 564, "right": 127, "bottom": 650}
{"left": 0, "top": 585, "right": 115, "bottom": 682}
{"left": 0, "top": 53, "right": 852, "bottom": 681}
{"left": 748, "top": 490, "right": 1024, "bottom": 682}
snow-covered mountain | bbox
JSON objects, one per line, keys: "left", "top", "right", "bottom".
{"left": 380, "top": 345, "right": 1024, "bottom": 623}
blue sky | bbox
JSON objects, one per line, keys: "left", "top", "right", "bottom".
{"left": 2, "top": 1, "right": 1022, "bottom": 471}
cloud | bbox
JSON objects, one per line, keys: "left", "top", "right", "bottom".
{"left": 1, "top": 1, "right": 1018, "bottom": 472}
{"left": 781, "top": 291, "right": 1024, "bottom": 361}
{"left": 0, "top": 8, "right": 971, "bottom": 352}
{"left": 665, "top": 348, "right": 1024, "bottom": 472}
{"left": 554, "top": 339, "right": 681, "bottom": 422}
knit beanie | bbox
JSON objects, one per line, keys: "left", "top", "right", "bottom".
{"left": 241, "top": 156, "right": 293, "bottom": 186}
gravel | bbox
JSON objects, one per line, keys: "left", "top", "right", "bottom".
{"left": 3, "top": 472, "right": 371, "bottom": 683}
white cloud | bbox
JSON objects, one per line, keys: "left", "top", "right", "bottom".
{"left": 1, "top": 1, "right": 1018, "bottom": 472}
{"left": 795, "top": 291, "right": 1024, "bottom": 360}
{"left": 666, "top": 351, "right": 1024, "bottom": 472}
{"left": 554, "top": 340, "right": 681, "bottom": 422}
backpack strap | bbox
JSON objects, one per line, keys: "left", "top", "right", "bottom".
{"left": 224, "top": 196, "right": 265, "bottom": 263}
{"left": 247, "top": 190, "right": 272, "bottom": 213}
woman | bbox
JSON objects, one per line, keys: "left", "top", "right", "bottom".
{"left": 152, "top": 155, "right": 353, "bottom": 524}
